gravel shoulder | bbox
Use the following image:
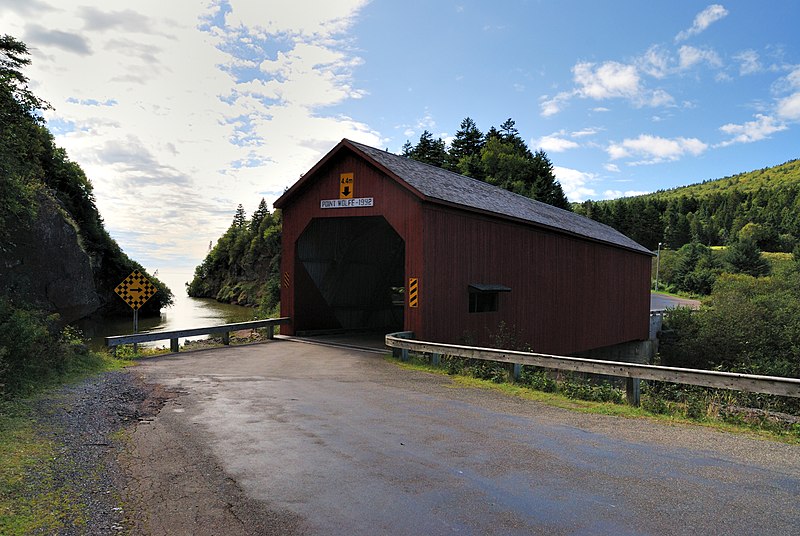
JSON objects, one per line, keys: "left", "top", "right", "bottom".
{"left": 27, "top": 369, "right": 151, "bottom": 535}
{"left": 25, "top": 366, "right": 303, "bottom": 535}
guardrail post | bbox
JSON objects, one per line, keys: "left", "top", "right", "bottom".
{"left": 401, "top": 348, "right": 409, "bottom": 361}
{"left": 268, "top": 325, "right": 274, "bottom": 340}
{"left": 431, "top": 352, "right": 441, "bottom": 366}
{"left": 626, "top": 377, "right": 641, "bottom": 406}
{"left": 513, "top": 363, "right": 522, "bottom": 381}
{"left": 105, "top": 317, "right": 291, "bottom": 351}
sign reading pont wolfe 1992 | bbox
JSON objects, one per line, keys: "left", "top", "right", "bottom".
{"left": 320, "top": 197, "right": 374, "bottom": 209}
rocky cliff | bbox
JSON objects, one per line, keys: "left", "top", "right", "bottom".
{"left": 1, "top": 192, "right": 100, "bottom": 323}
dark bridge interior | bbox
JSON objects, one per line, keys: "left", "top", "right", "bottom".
{"left": 296, "top": 216, "right": 405, "bottom": 334}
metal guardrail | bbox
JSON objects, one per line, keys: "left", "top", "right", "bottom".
{"left": 105, "top": 317, "right": 291, "bottom": 353}
{"left": 385, "top": 332, "right": 800, "bottom": 405}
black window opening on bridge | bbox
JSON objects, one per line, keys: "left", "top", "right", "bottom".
{"left": 468, "top": 284, "right": 511, "bottom": 313}
{"left": 295, "top": 216, "right": 405, "bottom": 335}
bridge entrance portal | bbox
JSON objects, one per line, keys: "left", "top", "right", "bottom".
{"left": 294, "top": 216, "right": 405, "bottom": 334}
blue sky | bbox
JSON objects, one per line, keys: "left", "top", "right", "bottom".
{"left": 2, "top": 1, "right": 798, "bottom": 277}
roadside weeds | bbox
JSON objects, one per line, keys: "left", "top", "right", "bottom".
{"left": 387, "top": 355, "right": 800, "bottom": 445}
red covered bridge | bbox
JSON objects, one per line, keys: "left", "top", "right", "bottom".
{"left": 274, "top": 139, "right": 652, "bottom": 355}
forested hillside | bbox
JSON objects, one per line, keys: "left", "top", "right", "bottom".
{"left": 187, "top": 200, "right": 282, "bottom": 314}
{"left": 0, "top": 35, "right": 172, "bottom": 317}
{"left": 0, "top": 35, "right": 172, "bottom": 396}
{"left": 575, "top": 159, "right": 800, "bottom": 252}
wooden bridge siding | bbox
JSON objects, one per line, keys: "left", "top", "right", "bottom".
{"left": 280, "top": 151, "right": 425, "bottom": 335}
{"left": 421, "top": 206, "right": 651, "bottom": 355}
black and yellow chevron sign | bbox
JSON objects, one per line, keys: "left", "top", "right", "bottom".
{"left": 114, "top": 270, "right": 157, "bottom": 310}
{"left": 408, "top": 277, "right": 419, "bottom": 308}
{"left": 283, "top": 271, "right": 290, "bottom": 288}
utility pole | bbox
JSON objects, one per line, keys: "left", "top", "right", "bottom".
{"left": 654, "top": 242, "right": 662, "bottom": 291}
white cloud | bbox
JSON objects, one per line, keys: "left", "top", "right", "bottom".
{"left": 777, "top": 93, "right": 800, "bottom": 120}
{"left": 734, "top": 50, "right": 761, "bottom": 75}
{"left": 639, "top": 44, "right": 722, "bottom": 77}
{"left": 676, "top": 4, "right": 729, "bottom": 42}
{"left": 539, "top": 91, "right": 573, "bottom": 117}
{"left": 534, "top": 133, "right": 579, "bottom": 152}
{"left": 540, "top": 60, "right": 674, "bottom": 116}
{"left": 398, "top": 111, "right": 439, "bottom": 139}
{"left": 678, "top": 45, "right": 722, "bottom": 70}
{"left": 607, "top": 134, "right": 708, "bottom": 164}
{"left": 571, "top": 127, "right": 600, "bottom": 138}
{"left": 573, "top": 61, "right": 640, "bottom": 100}
{"left": 717, "top": 114, "right": 787, "bottom": 146}
{"left": 5, "top": 0, "right": 378, "bottom": 272}
{"left": 604, "top": 163, "right": 620, "bottom": 173}
{"left": 787, "top": 67, "right": 800, "bottom": 88}
{"left": 553, "top": 166, "right": 598, "bottom": 202}
{"left": 223, "top": 0, "right": 369, "bottom": 38}
{"left": 602, "top": 189, "right": 650, "bottom": 199}
{"left": 639, "top": 45, "right": 672, "bottom": 79}
{"left": 647, "top": 89, "right": 675, "bottom": 107}
{"left": 774, "top": 67, "right": 800, "bottom": 120}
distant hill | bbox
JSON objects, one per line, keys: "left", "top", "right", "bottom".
{"left": 643, "top": 158, "right": 800, "bottom": 200}
{"left": 574, "top": 159, "right": 800, "bottom": 252}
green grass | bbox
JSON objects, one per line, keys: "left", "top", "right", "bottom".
{"left": 763, "top": 251, "right": 795, "bottom": 276}
{"left": 0, "top": 351, "right": 132, "bottom": 535}
{"left": 388, "top": 355, "right": 800, "bottom": 444}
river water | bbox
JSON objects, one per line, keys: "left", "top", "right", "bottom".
{"left": 78, "top": 270, "right": 258, "bottom": 349}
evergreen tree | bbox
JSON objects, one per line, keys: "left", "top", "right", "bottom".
{"left": 498, "top": 118, "right": 530, "bottom": 156}
{"left": 480, "top": 135, "right": 531, "bottom": 191}
{"left": 446, "top": 117, "right": 484, "bottom": 177}
{"left": 528, "top": 150, "right": 570, "bottom": 210}
{"left": 1, "top": 35, "right": 49, "bottom": 236}
{"left": 723, "top": 238, "right": 770, "bottom": 277}
{"left": 479, "top": 136, "right": 570, "bottom": 210}
{"left": 484, "top": 126, "right": 501, "bottom": 141}
{"left": 251, "top": 198, "right": 269, "bottom": 232}
{"left": 232, "top": 203, "right": 246, "bottom": 229}
{"left": 405, "top": 130, "right": 447, "bottom": 167}
{"left": 663, "top": 200, "right": 692, "bottom": 248}
{"left": 672, "top": 241, "right": 719, "bottom": 295}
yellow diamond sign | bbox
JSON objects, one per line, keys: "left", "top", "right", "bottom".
{"left": 114, "top": 270, "right": 157, "bottom": 310}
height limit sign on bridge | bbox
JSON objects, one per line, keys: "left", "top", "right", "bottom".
{"left": 340, "top": 172, "right": 354, "bottom": 199}
{"left": 114, "top": 270, "right": 157, "bottom": 310}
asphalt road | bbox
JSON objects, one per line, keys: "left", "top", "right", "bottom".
{"left": 650, "top": 292, "right": 701, "bottom": 311}
{"left": 132, "top": 340, "right": 800, "bottom": 535}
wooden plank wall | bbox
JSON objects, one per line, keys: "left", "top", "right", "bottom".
{"left": 421, "top": 206, "right": 651, "bottom": 355}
